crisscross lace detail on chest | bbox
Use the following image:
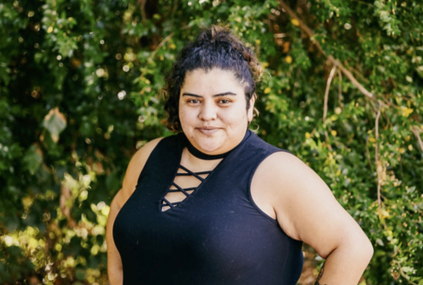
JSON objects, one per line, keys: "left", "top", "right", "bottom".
{"left": 160, "top": 164, "right": 212, "bottom": 212}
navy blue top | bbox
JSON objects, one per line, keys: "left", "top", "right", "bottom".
{"left": 113, "top": 130, "right": 303, "bottom": 284}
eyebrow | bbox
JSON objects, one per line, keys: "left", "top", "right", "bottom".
{"left": 182, "top": 92, "right": 237, "bottom": 97}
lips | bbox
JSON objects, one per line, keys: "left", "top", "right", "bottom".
{"left": 196, "top": 127, "right": 220, "bottom": 135}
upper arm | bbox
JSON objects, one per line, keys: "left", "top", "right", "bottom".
{"left": 116, "top": 137, "right": 163, "bottom": 207}
{"left": 106, "top": 137, "right": 163, "bottom": 283}
{"left": 255, "top": 152, "right": 367, "bottom": 258}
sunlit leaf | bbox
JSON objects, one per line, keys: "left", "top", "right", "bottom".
{"left": 43, "top": 107, "right": 67, "bottom": 142}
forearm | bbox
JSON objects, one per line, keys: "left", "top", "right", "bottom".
{"left": 316, "top": 236, "right": 373, "bottom": 285}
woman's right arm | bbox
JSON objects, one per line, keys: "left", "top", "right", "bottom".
{"left": 106, "top": 138, "right": 163, "bottom": 284}
{"left": 107, "top": 190, "right": 125, "bottom": 284}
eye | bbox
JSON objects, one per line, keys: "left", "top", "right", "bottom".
{"left": 187, "top": 98, "right": 201, "bottom": 104}
{"left": 218, "top": 99, "right": 231, "bottom": 104}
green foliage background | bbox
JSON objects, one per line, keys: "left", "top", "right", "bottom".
{"left": 1, "top": 0, "right": 422, "bottom": 284}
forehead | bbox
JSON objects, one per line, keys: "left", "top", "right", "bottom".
{"left": 181, "top": 68, "right": 246, "bottom": 94}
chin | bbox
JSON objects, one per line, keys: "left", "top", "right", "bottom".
{"left": 196, "top": 142, "right": 223, "bottom": 154}
{"left": 198, "top": 146, "right": 220, "bottom": 154}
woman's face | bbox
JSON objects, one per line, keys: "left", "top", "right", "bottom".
{"left": 179, "top": 68, "right": 254, "bottom": 155}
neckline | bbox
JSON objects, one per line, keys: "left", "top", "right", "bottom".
{"left": 185, "top": 130, "right": 251, "bottom": 161}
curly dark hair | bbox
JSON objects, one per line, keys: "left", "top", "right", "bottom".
{"left": 163, "top": 25, "right": 262, "bottom": 132}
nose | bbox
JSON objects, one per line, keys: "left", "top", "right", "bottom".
{"left": 198, "top": 101, "right": 217, "bottom": 121}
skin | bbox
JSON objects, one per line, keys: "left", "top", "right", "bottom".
{"left": 252, "top": 152, "right": 374, "bottom": 284}
{"left": 178, "top": 68, "right": 254, "bottom": 155}
{"left": 106, "top": 137, "right": 162, "bottom": 285}
{"left": 106, "top": 67, "right": 373, "bottom": 284}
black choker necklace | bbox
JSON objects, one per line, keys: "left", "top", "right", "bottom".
{"left": 185, "top": 130, "right": 251, "bottom": 160}
{"left": 186, "top": 141, "right": 230, "bottom": 160}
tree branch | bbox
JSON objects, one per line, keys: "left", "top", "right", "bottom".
{"left": 375, "top": 107, "right": 382, "bottom": 208}
{"left": 323, "top": 65, "right": 337, "bottom": 122}
{"left": 278, "top": 0, "right": 373, "bottom": 99}
{"left": 337, "top": 68, "right": 343, "bottom": 105}
{"left": 147, "top": 32, "right": 174, "bottom": 64}
{"left": 393, "top": 260, "right": 418, "bottom": 285}
{"left": 138, "top": 0, "right": 147, "bottom": 24}
{"left": 411, "top": 127, "right": 423, "bottom": 154}
{"left": 329, "top": 56, "right": 374, "bottom": 99}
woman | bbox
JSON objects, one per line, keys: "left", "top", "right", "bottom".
{"left": 106, "top": 26, "right": 373, "bottom": 285}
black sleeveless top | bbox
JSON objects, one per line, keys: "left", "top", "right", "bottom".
{"left": 113, "top": 130, "right": 303, "bottom": 285}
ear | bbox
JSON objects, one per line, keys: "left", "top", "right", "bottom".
{"left": 247, "top": 94, "right": 256, "bottom": 122}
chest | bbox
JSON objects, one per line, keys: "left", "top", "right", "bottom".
{"left": 112, "top": 134, "right": 303, "bottom": 284}
{"left": 114, "top": 167, "right": 294, "bottom": 280}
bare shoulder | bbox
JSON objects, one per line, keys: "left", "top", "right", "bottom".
{"left": 262, "top": 151, "right": 305, "bottom": 169}
{"left": 259, "top": 151, "right": 336, "bottom": 213}
{"left": 254, "top": 151, "right": 366, "bottom": 258}
{"left": 119, "top": 137, "right": 164, "bottom": 203}
{"left": 253, "top": 151, "right": 341, "bottom": 239}
{"left": 251, "top": 151, "right": 320, "bottom": 221}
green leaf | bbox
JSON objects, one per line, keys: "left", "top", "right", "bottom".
{"left": 22, "top": 145, "right": 43, "bottom": 175}
{"left": 401, "top": 266, "right": 415, "bottom": 273}
{"left": 75, "top": 268, "right": 86, "bottom": 281}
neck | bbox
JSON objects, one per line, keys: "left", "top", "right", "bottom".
{"left": 185, "top": 130, "right": 251, "bottom": 160}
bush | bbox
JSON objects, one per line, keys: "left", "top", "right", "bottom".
{"left": 1, "top": 0, "right": 422, "bottom": 284}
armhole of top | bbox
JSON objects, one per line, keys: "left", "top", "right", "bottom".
{"left": 247, "top": 149, "right": 294, "bottom": 225}
{"left": 134, "top": 137, "right": 167, "bottom": 185}
{"left": 122, "top": 137, "right": 165, "bottom": 202}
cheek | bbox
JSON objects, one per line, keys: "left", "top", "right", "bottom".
{"left": 178, "top": 107, "right": 192, "bottom": 126}
{"left": 227, "top": 111, "right": 247, "bottom": 126}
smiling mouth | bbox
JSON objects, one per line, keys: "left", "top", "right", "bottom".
{"left": 196, "top": 127, "right": 220, "bottom": 134}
